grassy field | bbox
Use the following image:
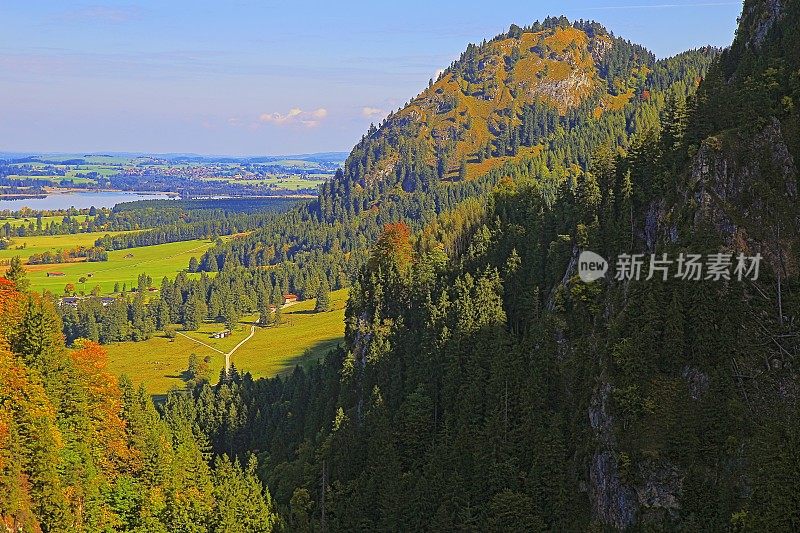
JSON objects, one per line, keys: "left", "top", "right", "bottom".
{"left": 104, "top": 289, "right": 348, "bottom": 396}
{"left": 0, "top": 231, "right": 129, "bottom": 262}
{"left": 0, "top": 232, "right": 216, "bottom": 294}
{"left": 68, "top": 167, "right": 120, "bottom": 177}
{"left": 0, "top": 215, "right": 95, "bottom": 228}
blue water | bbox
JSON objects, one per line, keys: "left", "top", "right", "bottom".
{"left": 0, "top": 191, "right": 177, "bottom": 211}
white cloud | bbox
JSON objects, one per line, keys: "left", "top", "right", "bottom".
{"left": 258, "top": 107, "right": 327, "bottom": 127}
{"left": 361, "top": 106, "right": 386, "bottom": 119}
{"left": 259, "top": 108, "right": 302, "bottom": 124}
{"left": 258, "top": 107, "right": 328, "bottom": 128}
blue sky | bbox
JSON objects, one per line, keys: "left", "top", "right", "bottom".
{"left": 0, "top": 1, "right": 742, "bottom": 156}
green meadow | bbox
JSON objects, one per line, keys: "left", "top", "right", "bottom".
{"left": 5, "top": 175, "right": 97, "bottom": 185}
{"left": 104, "top": 289, "right": 348, "bottom": 396}
{"left": 0, "top": 215, "right": 95, "bottom": 229}
{"left": 0, "top": 232, "right": 215, "bottom": 294}
{"left": 0, "top": 231, "right": 129, "bottom": 262}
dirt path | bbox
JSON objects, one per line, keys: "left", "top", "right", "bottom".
{"left": 225, "top": 325, "right": 256, "bottom": 373}
{"left": 175, "top": 323, "right": 257, "bottom": 373}
{"left": 175, "top": 330, "right": 226, "bottom": 355}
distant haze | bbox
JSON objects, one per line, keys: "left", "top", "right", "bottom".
{"left": 1, "top": 0, "right": 741, "bottom": 155}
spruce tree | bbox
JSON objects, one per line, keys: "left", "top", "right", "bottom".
{"left": 258, "top": 297, "right": 271, "bottom": 326}
{"left": 314, "top": 278, "right": 332, "bottom": 313}
{"left": 5, "top": 256, "right": 29, "bottom": 291}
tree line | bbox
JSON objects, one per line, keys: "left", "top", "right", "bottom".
{"left": 0, "top": 280, "right": 281, "bottom": 531}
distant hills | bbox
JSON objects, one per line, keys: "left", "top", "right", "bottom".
{"left": 0, "top": 151, "right": 349, "bottom": 166}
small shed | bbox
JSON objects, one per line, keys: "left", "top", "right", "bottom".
{"left": 60, "top": 296, "right": 82, "bottom": 307}
{"left": 211, "top": 330, "right": 232, "bottom": 339}
{"left": 283, "top": 293, "right": 298, "bottom": 305}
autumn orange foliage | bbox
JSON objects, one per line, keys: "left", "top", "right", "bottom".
{"left": 69, "top": 340, "right": 131, "bottom": 473}
{"left": 369, "top": 222, "right": 413, "bottom": 273}
{"left": 0, "top": 344, "right": 62, "bottom": 529}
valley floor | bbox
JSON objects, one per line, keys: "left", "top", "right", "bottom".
{"left": 104, "top": 288, "right": 348, "bottom": 395}
{"left": 1, "top": 232, "right": 224, "bottom": 294}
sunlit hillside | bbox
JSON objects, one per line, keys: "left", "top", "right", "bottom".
{"left": 344, "top": 18, "right": 709, "bottom": 186}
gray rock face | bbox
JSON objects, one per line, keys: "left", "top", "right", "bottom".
{"left": 590, "top": 451, "right": 638, "bottom": 529}
{"left": 636, "top": 460, "right": 683, "bottom": 511}
{"left": 588, "top": 384, "right": 639, "bottom": 529}
{"left": 545, "top": 244, "right": 578, "bottom": 312}
{"left": 583, "top": 118, "right": 799, "bottom": 530}
{"left": 533, "top": 69, "right": 595, "bottom": 111}
{"left": 589, "top": 37, "right": 613, "bottom": 66}
{"left": 588, "top": 383, "right": 615, "bottom": 446}
{"left": 643, "top": 201, "right": 664, "bottom": 252}
{"left": 688, "top": 118, "right": 797, "bottom": 246}
{"left": 746, "top": 0, "right": 784, "bottom": 49}
{"left": 635, "top": 460, "right": 684, "bottom": 527}
{"left": 682, "top": 366, "right": 710, "bottom": 401}
{"left": 588, "top": 382, "right": 687, "bottom": 529}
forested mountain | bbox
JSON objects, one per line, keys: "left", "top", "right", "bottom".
{"left": 342, "top": 17, "right": 715, "bottom": 189}
{"left": 75, "top": 19, "right": 717, "bottom": 348}
{"left": 190, "top": 17, "right": 716, "bottom": 295}
{"left": 163, "top": 3, "right": 799, "bottom": 531}
{"left": 6, "top": 2, "right": 800, "bottom": 530}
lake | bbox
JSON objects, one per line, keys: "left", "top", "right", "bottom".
{"left": 0, "top": 191, "right": 177, "bottom": 211}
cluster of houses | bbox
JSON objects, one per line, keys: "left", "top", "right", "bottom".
{"left": 60, "top": 296, "right": 118, "bottom": 308}
{"left": 49, "top": 271, "right": 96, "bottom": 278}
{"left": 133, "top": 286, "right": 159, "bottom": 293}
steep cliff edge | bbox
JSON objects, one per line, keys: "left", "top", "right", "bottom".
{"left": 584, "top": 1, "right": 800, "bottom": 529}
